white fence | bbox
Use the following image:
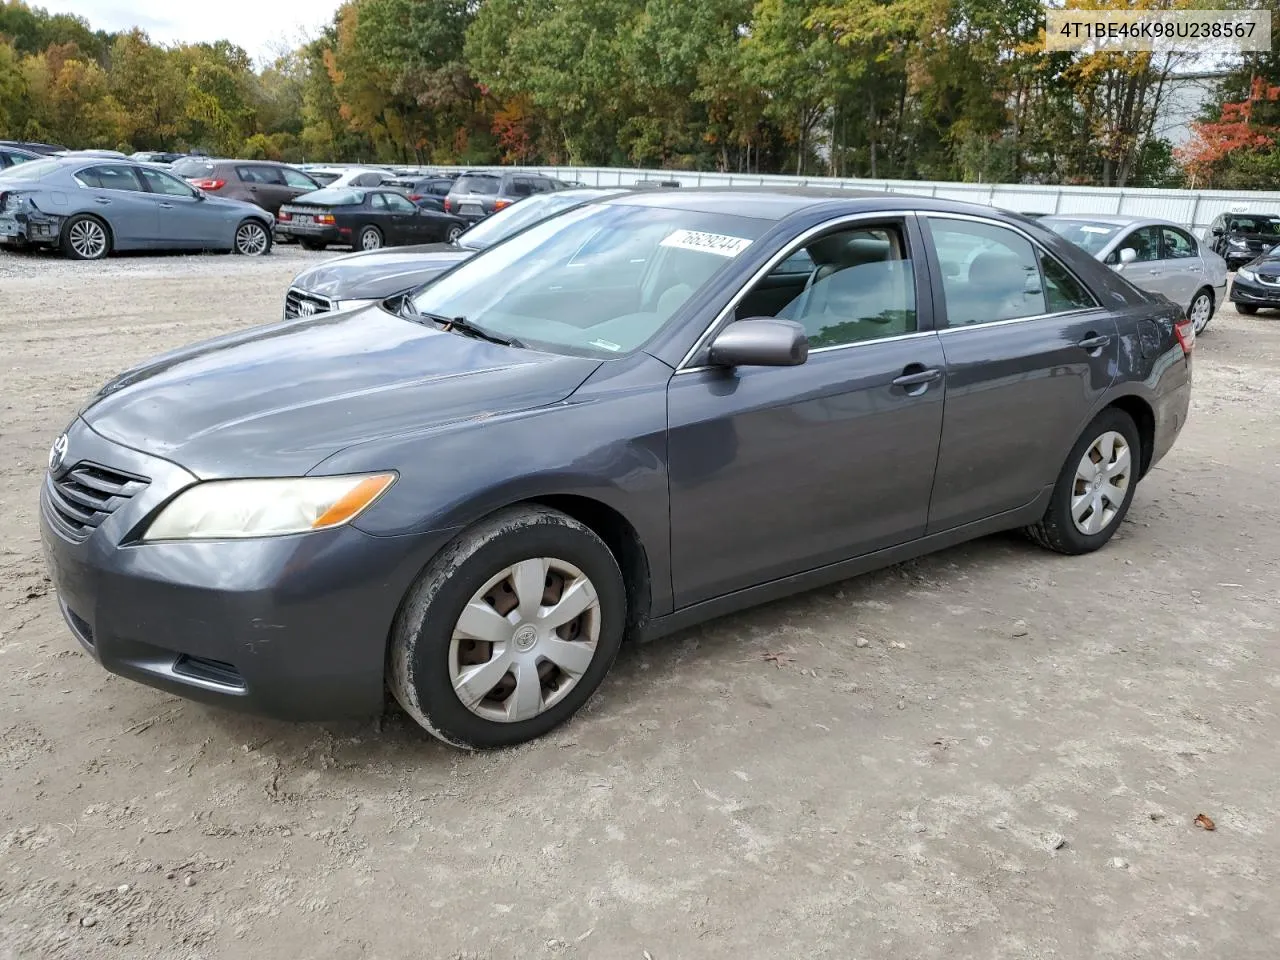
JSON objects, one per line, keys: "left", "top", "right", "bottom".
{"left": 395, "top": 163, "right": 1280, "bottom": 234}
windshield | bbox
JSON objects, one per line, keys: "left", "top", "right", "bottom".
{"left": 459, "top": 192, "right": 600, "bottom": 250}
{"left": 453, "top": 175, "right": 500, "bottom": 195}
{"left": 1040, "top": 218, "right": 1120, "bottom": 255}
{"left": 294, "top": 188, "right": 365, "bottom": 206}
{"left": 1227, "top": 216, "right": 1280, "bottom": 235}
{"left": 409, "top": 202, "right": 768, "bottom": 359}
{"left": 0, "top": 158, "right": 61, "bottom": 181}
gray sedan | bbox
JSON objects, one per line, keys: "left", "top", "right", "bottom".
{"left": 0, "top": 157, "right": 274, "bottom": 259}
{"left": 40, "top": 189, "right": 1193, "bottom": 748}
{"left": 1040, "top": 215, "right": 1228, "bottom": 333}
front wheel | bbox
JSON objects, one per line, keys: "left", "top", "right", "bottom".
{"left": 358, "top": 225, "right": 383, "bottom": 251}
{"left": 1025, "top": 408, "right": 1140, "bottom": 555}
{"left": 1188, "top": 289, "right": 1213, "bottom": 333}
{"left": 233, "top": 219, "right": 271, "bottom": 256}
{"left": 1237, "top": 304, "right": 1259, "bottom": 315}
{"left": 388, "top": 506, "right": 627, "bottom": 749}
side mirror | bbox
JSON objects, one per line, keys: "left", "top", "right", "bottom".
{"left": 1118, "top": 247, "right": 1137, "bottom": 265}
{"left": 708, "top": 317, "right": 808, "bottom": 368}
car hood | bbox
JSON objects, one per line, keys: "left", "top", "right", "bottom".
{"left": 291, "top": 244, "right": 474, "bottom": 300}
{"left": 205, "top": 193, "right": 273, "bottom": 220}
{"left": 81, "top": 306, "right": 601, "bottom": 478}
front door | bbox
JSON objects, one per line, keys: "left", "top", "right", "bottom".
{"left": 376, "top": 191, "right": 421, "bottom": 243}
{"left": 136, "top": 166, "right": 221, "bottom": 247}
{"left": 666, "top": 217, "right": 947, "bottom": 607}
{"left": 921, "top": 215, "right": 1119, "bottom": 533}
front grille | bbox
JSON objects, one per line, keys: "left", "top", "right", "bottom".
{"left": 1259, "top": 273, "right": 1280, "bottom": 286}
{"left": 43, "top": 462, "right": 149, "bottom": 541}
{"left": 284, "top": 287, "right": 333, "bottom": 319}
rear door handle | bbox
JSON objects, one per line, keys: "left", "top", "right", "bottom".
{"left": 892, "top": 367, "right": 942, "bottom": 387}
{"left": 94, "top": 197, "right": 111, "bottom": 205}
{"left": 158, "top": 203, "right": 173, "bottom": 209}
{"left": 1077, "top": 334, "right": 1112, "bottom": 350}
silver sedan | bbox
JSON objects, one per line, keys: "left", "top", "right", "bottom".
{"left": 1039, "top": 215, "right": 1228, "bottom": 333}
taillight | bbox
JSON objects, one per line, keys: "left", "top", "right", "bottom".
{"left": 408, "top": 194, "right": 423, "bottom": 201}
{"left": 277, "top": 210, "right": 292, "bottom": 221}
{"left": 190, "top": 178, "right": 225, "bottom": 191}
{"left": 1174, "top": 316, "right": 1196, "bottom": 355}
{"left": 493, "top": 199, "right": 512, "bottom": 211}
{"left": 316, "top": 214, "right": 336, "bottom": 225}
{"left": 442, "top": 198, "right": 451, "bottom": 212}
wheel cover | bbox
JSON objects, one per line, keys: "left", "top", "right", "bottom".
{"left": 69, "top": 220, "right": 106, "bottom": 258}
{"left": 448, "top": 226, "right": 462, "bottom": 242}
{"left": 236, "top": 223, "right": 267, "bottom": 255}
{"left": 361, "top": 229, "right": 381, "bottom": 250}
{"left": 1190, "top": 294, "right": 1211, "bottom": 331}
{"left": 448, "top": 557, "right": 601, "bottom": 723}
{"left": 1071, "top": 430, "right": 1131, "bottom": 536}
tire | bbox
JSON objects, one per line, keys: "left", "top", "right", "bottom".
{"left": 1237, "top": 304, "right": 1258, "bottom": 315}
{"left": 1024, "top": 407, "right": 1141, "bottom": 556}
{"left": 446, "top": 224, "right": 463, "bottom": 243}
{"left": 1188, "top": 288, "right": 1213, "bottom": 333}
{"left": 389, "top": 505, "right": 627, "bottom": 749}
{"left": 233, "top": 219, "right": 271, "bottom": 256}
{"left": 301, "top": 239, "right": 327, "bottom": 252}
{"left": 358, "top": 225, "right": 383, "bottom": 251}
{"left": 60, "top": 214, "right": 111, "bottom": 260}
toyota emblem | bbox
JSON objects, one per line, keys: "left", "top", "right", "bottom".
{"left": 48, "top": 433, "right": 68, "bottom": 473}
{"left": 298, "top": 301, "right": 317, "bottom": 316}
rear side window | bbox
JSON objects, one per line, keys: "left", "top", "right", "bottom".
{"left": 453, "top": 176, "right": 500, "bottom": 195}
{"left": 430, "top": 180, "right": 453, "bottom": 195}
{"left": 374, "top": 192, "right": 416, "bottom": 213}
{"left": 353, "top": 172, "right": 386, "bottom": 187}
{"left": 237, "top": 165, "right": 285, "bottom": 185}
{"left": 76, "top": 165, "right": 144, "bottom": 191}
{"left": 171, "top": 158, "right": 214, "bottom": 178}
{"left": 1162, "top": 227, "right": 1196, "bottom": 259}
{"left": 509, "top": 178, "right": 536, "bottom": 198}
{"left": 1039, "top": 252, "right": 1097, "bottom": 312}
{"left": 928, "top": 218, "right": 1046, "bottom": 326}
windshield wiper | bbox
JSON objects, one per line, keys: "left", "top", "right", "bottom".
{"left": 397, "top": 296, "right": 522, "bottom": 348}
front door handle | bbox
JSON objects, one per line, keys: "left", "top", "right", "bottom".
{"left": 158, "top": 202, "right": 173, "bottom": 209}
{"left": 1077, "top": 334, "right": 1112, "bottom": 350}
{"left": 93, "top": 197, "right": 111, "bottom": 205}
{"left": 892, "top": 366, "right": 942, "bottom": 392}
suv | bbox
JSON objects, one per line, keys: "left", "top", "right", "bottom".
{"left": 171, "top": 158, "right": 321, "bottom": 216}
{"left": 444, "top": 171, "right": 563, "bottom": 221}
{"left": 1207, "top": 211, "right": 1280, "bottom": 270}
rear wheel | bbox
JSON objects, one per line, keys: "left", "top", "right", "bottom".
{"left": 233, "top": 219, "right": 271, "bottom": 256}
{"left": 388, "top": 506, "right": 626, "bottom": 749}
{"left": 61, "top": 215, "right": 111, "bottom": 260}
{"left": 358, "top": 225, "right": 383, "bottom": 251}
{"left": 301, "top": 239, "right": 327, "bottom": 252}
{"left": 1237, "top": 304, "right": 1259, "bottom": 315}
{"left": 1025, "top": 408, "right": 1140, "bottom": 556}
{"left": 1188, "top": 288, "right": 1213, "bottom": 333}
{"left": 446, "top": 224, "right": 463, "bottom": 243}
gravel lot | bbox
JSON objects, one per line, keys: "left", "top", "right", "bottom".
{"left": 2, "top": 247, "right": 1278, "bottom": 960}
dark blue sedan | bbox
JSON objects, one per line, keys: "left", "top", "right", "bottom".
{"left": 39, "top": 189, "right": 1194, "bottom": 748}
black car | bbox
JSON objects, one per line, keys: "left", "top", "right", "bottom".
{"left": 276, "top": 187, "right": 468, "bottom": 252}
{"left": 0, "top": 145, "right": 40, "bottom": 170}
{"left": 283, "top": 188, "right": 626, "bottom": 318}
{"left": 40, "top": 188, "right": 1193, "bottom": 749}
{"left": 1207, "top": 211, "right": 1280, "bottom": 270}
{"left": 1228, "top": 249, "right": 1280, "bottom": 314}
{"left": 444, "top": 171, "right": 565, "bottom": 221}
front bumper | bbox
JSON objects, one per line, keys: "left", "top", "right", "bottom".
{"left": 1229, "top": 275, "right": 1280, "bottom": 306}
{"left": 39, "top": 418, "right": 453, "bottom": 721}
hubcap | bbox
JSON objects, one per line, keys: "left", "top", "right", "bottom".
{"left": 448, "top": 227, "right": 462, "bottom": 242}
{"left": 1071, "top": 430, "right": 1131, "bottom": 536}
{"left": 448, "top": 557, "right": 601, "bottom": 723}
{"left": 70, "top": 220, "right": 106, "bottom": 258}
{"left": 1191, "top": 294, "right": 1211, "bottom": 331}
{"left": 237, "top": 223, "right": 267, "bottom": 255}
{"left": 362, "top": 229, "right": 381, "bottom": 250}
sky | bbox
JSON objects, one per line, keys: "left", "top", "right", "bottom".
{"left": 36, "top": 0, "right": 347, "bottom": 62}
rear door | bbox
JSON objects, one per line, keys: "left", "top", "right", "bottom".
{"left": 72, "top": 164, "right": 160, "bottom": 246}
{"left": 922, "top": 214, "right": 1118, "bottom": 533}
{"left": 1159, "top": 225, "right": 1203, "bottom": 309}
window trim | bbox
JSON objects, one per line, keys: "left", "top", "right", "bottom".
{"left": 676, "top": 212, "right": 929, "bottom": 373}
{"left": 72, "top": 164, "right": 145, "bottom": 193}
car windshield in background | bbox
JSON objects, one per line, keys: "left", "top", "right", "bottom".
{"left": 454, "top": 175, "right": 500, "bottom": 195}
{"left": 1041, "top": 218, "right": 1120, "bottom": 255}
{"left": 1228, "top": 216, "right": 1280, "bottom": 234}
{"left": 459, "top": 193, "right": 591, "bottom": 250}
{"left": 0, "top": 158, "right": 61, "bottom": 181}
{"left": 295, "top": 188, "right": 366, "bottom": 206}
{"left": 171, "top": 158, "right": 214, "bottom": 178}
{"left": 409, "top": 203, "right": 768, "bottom": 359}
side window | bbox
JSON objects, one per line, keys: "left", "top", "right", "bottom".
{"left": 281, "top": 168, "right": 317, "bottom": 189}
{"left": 928, "top": 218, "right": 1046, "bottom": 326}
{"left": 1162, "top": 227, "right": 1196, "bottom": 259}
{"left": 138, "top": 167, "right": 196, "bottom": 197}
{"left": 235, "top": 165, "right": 264, "bottom": 183}
{"left": 76, "top": 165, "right": 144, "bottom": 192}
{"left": 509, "top": 178, "right": 535, "bottom": 198}
{"left": 353, "top": 172, "right": 381, "bottom": 187}
{"left": 755, "top": 224, "right": 917, "bottom": 347}
{"left": 380, "top": 192, "right": 416, "bottom": 213}
{"left": 431, "top": 180, "right": 452, "bottom": 196}
{"left": 1107, "top": 226, "right": 1160, "bottom": 264}
{"left": 1039, "top": 251, "right": 1097, "bottom": 312}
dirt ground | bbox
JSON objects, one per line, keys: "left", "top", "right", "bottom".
{"left": 1, "top": 246, "right": 1277, "bottom": 960}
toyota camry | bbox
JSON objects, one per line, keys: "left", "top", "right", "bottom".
{"left": 40, "top": 189, "right": 1194, "bottom": 748}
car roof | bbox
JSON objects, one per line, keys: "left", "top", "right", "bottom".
{"left": 1040, "top": 213, "right": 1195, "bottom": 231}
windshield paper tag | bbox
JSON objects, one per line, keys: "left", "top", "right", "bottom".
{"left": 1080, "top": 226, "right": 1114, "bottom": 234}
{"left": 660, "top": 229, "right": 752, "bottom": 257}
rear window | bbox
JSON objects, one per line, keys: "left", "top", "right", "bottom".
{"left": 172, "top": 158, "right": 215, "bottom": 178}
{"left": 452, "top": 175, "right": 500, "bottom": 195}
{"left": 295, "top": 188, "right": 366, "bottom": 206}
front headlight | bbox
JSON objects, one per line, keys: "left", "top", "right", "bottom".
{"left": 1229, "top": 238, "right": 1247, "bottom": 247}
{"left": 143, "top": 473, "right": 396, "bottom": 541}
{"left": 1237, "top": 268, "right": 1257, "bottom": 281}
